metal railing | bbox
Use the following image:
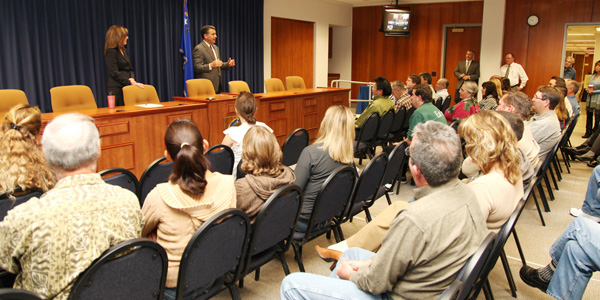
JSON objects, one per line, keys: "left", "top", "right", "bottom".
{"left": 330, "top": 80, "right": 374, "bottom": 107}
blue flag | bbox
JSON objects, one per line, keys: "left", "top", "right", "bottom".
{"left": 180, "top": 0, "right": 193, "bottom": 96}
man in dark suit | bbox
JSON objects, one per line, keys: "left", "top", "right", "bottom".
{"left": 453, "top": 50, "right": 480, "bottom": 101}
{"left": 193, "top": 25, "right": 236, "bottom": 93}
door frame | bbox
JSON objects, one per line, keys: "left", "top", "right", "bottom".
{"left": 441, "top": 24, "right": 482, "bottom": 78}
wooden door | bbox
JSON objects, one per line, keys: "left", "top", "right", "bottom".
{"left": 443, "top": 26, "right": 481, "bottom": 105}
{"left": 271, "top": 17, "right": 314, "bottom": 89}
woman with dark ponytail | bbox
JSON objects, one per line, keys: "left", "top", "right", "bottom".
{"left": 141, "top": 119, "right": 235, "bottom": 298}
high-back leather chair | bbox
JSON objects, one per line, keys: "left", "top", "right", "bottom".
{"left": 228, "top": 81, "right": 251, "bottom": 94}
{"left": 50, "top": 85, "right": 97, "bottom": 112}
{"left": 0, "top": 89, "right": 29, "bottom": 115}
{"left": 286, "top": 76, "right": 306, "bottom": 91}
{"left": 264, "top": 78, "right": 286, "bottom": 93}
{"left": 122, "top": 84, "right": 160, "bottom": 106}
{"left": 186, "top": 79, "right": 216, "bottom": 98}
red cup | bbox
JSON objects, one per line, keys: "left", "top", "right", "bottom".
{"left": 107, "top": 95, "right": 116, "bottom": 108}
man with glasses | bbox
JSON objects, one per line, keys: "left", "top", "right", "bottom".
{"left": 530, "top": 86, "right": 562, "bottom": 161}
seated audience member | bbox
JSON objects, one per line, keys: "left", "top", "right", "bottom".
{"left": 490, "top": 76, "right": 504, "bottom": 97}
{"left": 0, "top": 113, "right": 143, "bottom": 299}
{"left": 390, "top": 80, "right": 411, "bottom": 111}
{"left": 0, "top": 104, "right": 55, "bottom": 198}
{"left": 479, "top": 81, "right": 499, "bottom": 111}
{"left": 295, "top": 106, "right": 354, "bottom": 232}
{"left": 355, "top": 77, "right": 393, "bottom": 129}
{"left": 222, "top": 92, "right": 272, "bottom": 177}
{"left": 529, "top": 86, "right": 562, "bottom": 161}
{"left": 458, "top": 111, "right": 524, "bottom": 231}
{"left": 549, "top": 80, "right": 571, "bottom": 126}
{"left": 142, "top": 119, "right": 235, "bottom": 299}
{"left": 445, "top": 81, "right": 480, "bottom": 124}
{"left": 406, "top": 84, "right": 446, "bottom": 144}
{"left": 419, "top": 72, "right": 436, "bottom": 96}
{"left": 434, "top": 78, "right": 450, "bottom": 104}
{"left": 570, "top": 165, "right": 600, "bottom": 222}
{"left": 235, "top": 126, "right": 295, "bottom": 223}
{"left": 501, "top": 77, "right": 512, "bottom": 94}
{"left": 566, "top": 79, "right": 581, "bottom": 116}
{"left": 282, "top": 121, "right": 487, "bottom": 299}
{"left": 520, "top": 217, "right": 600, "bottom": 299}
{"left": 405, "top": 74, "right": 421, "bottom": 94}
{"left": 496, "top": 91, "right": 540, "bottom": 167}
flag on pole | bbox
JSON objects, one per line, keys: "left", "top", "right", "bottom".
{"left": 180, "top": 0, "right": 193, "bottom": 96}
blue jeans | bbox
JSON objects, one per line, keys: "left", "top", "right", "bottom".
{"left": 547, "top": 217, "right": 600, "bottom": 300}
{"left": 280, "top": 248, "right": 391, "bottom": 300}
{"left": 582, "top": 165, "right": 600, "bottom": 218}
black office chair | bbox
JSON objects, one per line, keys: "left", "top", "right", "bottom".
{"left": 441, "top": 95, "right": 452, "bottom": 112}
{"left": 291, "top": 165, "right": 357, "bottom": 272}
{"left": 387, "top": 108, "right": 406, "bottom": 144}
{"left": 68, "top": 238, "right": 168, "bottom": 300}
{"left": 138, "top": 157, "right": 173, "bottom": 206}
{"left": 375, "top": 142, "right": 408, "bottom": 204}
{"left": 0, "top": 289, "right": 42, "bottom": 300}
{"left": 354, "top": 112, "right": 379, "bottom": 165}
{"left": 98, "top": 168, "right": 139, "bottom": 197}
{"left": 453, "top": 232, "right": 497, "bottom": 300}
{"left": 0, "top": 188, "right": 43, "bottom": 221}
{"left": 205, "top": 144, "right": 235, "bottom": 175}
{"left": 239, "top": 184, "right": 303, "bottom": 287}
{"left": 398, "top": 107, "right": 415, "bottom": 138}
{"left": 175, "top": 209, "right": 250, "bottom": 300}
{"left": 373, "top": 111, "right": 394, "bottom": 151}
{"left": 281, "top": 128, "right": 309, "bottom": 166}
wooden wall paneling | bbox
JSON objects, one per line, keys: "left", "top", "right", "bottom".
{"left": 457, "top": 1, "right": 484, "bottom": 24}
{"left": 351, "top": 6, "right": 375, "bottom": 98}
{"left": 502, "top": 0, "right": 532, "bottom": 94}
{"left": 271, "top": 17, "right": 314, "bottom": 89}
{"left": 592, "top": 0, "right": 600, "bottom": 21}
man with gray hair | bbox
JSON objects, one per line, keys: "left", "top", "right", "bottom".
{"left": 390, "top": 80, "right": 411, "bottom": 111}
{"left": 0, "top": 113, "right": 143, "bottom": 299}
{"left": 434, "top": 78, "right": 450, "bottom": 104}
{"left": 564, "top": 57, "right": 576, "bottom": 80}
{"left": 281, "top": 121, "right": 487, "bottom": 300}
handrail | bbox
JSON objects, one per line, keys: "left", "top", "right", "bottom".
{"left": 331, "top": 80, "right": 374, "bottom": 107}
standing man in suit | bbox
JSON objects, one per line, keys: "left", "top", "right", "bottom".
{"left": 453, "top": 50, "right": 480, "bottom": 102}
{"left": 193, "top": 25, "right": 236, "bottom": 93}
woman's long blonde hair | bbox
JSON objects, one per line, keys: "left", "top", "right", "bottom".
{"left": 458, "top": 110, "right": 521, "bottom": 185}
{"left": 0, "top": 104, "right": 56, "bottom": 197}
{"left": 104, "top": 25, "right": 128, "bottom": 54}
{"left": 314, "top": 106, "right": 355, "bottom": 164}
{"left": 241, "top": 126, "right": 283, "bottom": 176}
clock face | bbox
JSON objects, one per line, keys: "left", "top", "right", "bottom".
{"left": 527, "top": 15, "right": 539, "bottom": 27}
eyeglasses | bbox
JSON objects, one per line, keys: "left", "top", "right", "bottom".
{"left": 533, "top": 94, "right": 546, "bottom": 100}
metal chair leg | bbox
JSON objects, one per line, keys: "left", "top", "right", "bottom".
{"left": 500, "top": 249, "right": 518, "bottom": 297}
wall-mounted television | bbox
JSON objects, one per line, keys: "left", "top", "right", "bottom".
{"left": 381, "top": 6, "right": 410, "bottom": 37}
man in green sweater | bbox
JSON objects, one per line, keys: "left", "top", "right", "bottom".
{"left": 281, "top": 121, "right": 487, "bottom": 300}
{"left": 355, "top": 76, "right": 394, "bottom": 129}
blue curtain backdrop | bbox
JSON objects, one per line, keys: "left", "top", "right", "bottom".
{"left": 0, "top": 0, "right": 264, "bottom": 112}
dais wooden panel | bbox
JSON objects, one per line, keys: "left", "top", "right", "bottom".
{"left": 98, "top": 143, "right": 135, "bottom": 171}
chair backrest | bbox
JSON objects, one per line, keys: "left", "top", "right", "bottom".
{"left": 0, "top": 189, "right": 43, "bottom": 221}
{"left": 389, "top": 108, "right": 406, "bottom": 135}
{"left": 438, "top": 280, "right": 463, "bottom": 300}
{"left": 304, "top": 165, "right": 357, "bottom": 236}
{"left": 455, "top": 232, "right": 497, "bottom": 300}
{"left": 265, "top": 78, "right": 286, "bottom": 93}
{"left": 0, "top": 289, "right": 42, "bottom": 300}
{"left": 138, "top": 157, "right": 173, "bottom": 206}
{"left": 205, "top": 144, "right": 234, "bottom": 175}
{"left": 356, "top": 112, "right": 380, "bottom": 143}
{"left": 285, "top": 76, "right": 307, "bottom": 91}
{"left": 0, "top": 89, "right": 29, "bottom": 115}
{"left": 50, "top": 85, "right": 97, "bottom": 112}
{"left": 281, "top": 128, "right": 309, "bottom": 166}
{"left": 381, "top": 142, "right": 408, "bottom": 185}
{"left": 441, "top": 95, "right": 452, "bottom": 112}
{"left": 98, "top": 168, "right": 139, "bottom": 197}
{"left": 344, "top": 153, "right": 388, "bottom": 219}
{"left": 236, "top": 159, "right": 246, "bottom": 179}
{"left": 402, "top": 107, "right": 416, "bottom": 131}
{"left": 186, "top": 79, "right": 216, "bottom": 98}
{"left": 122, "top": 84, "right": 160, "bottom": 106}
{"left": 176, "top": 209, "right": 250, "bottom": 300}
{"left": 376, "top": 111, "right": 395, "bottom": 140}
{"left": 228, "top": 81, "right": 251, "bottom": 94}
{"left": 244, "top": 185, "right": 303, "bottom": 270}
{"left": 559, "top": 115, "right": 578, "bottom": 147}
{"left": 68, "top": 238, "right": 168, "bottom": 300}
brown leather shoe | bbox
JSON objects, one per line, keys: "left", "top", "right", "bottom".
{"left": 315, "top": 245, "right": 343, "bottom": 262}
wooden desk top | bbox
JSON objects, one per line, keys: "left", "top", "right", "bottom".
{"left": 254, "top": 87, "right": 350, "bottom": 99}
{"left": 42, "top": 101, "right": 207, "bottom": 122}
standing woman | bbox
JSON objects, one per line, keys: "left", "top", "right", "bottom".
{"left": 479, "top": 81, "right": 499, "bottom": 111}
{"left": 586, "top": 60, "right": 600, "bottom": 135}
{"left": 104, "top": 25, "right": 144, "bottom": 107}
{"left": 294, "top": 105, "right": 355, "bottom": 232}
{"left": 445, "top": 81, "right": 480, "bottom": 124}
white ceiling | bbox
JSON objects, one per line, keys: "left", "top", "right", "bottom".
{"left": 567, "top": 25, "right": 598, "bottom": 54}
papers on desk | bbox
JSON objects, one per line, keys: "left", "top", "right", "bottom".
{"left": 135, "top": 103, "right": 164, "bottom": 108}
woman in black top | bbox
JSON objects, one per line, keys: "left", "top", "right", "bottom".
{"left": 104, "top": 25, "right": 144, "bottom": 106}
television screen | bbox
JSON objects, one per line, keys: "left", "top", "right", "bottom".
{"left": 382, "top": 7, "right": 410, "bottom": 36}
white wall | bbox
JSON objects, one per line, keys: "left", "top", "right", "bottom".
{"left": 479, "top": 0, "right": 506, "bottom": 93}
{"left": 264, "top": 0, "right": 353, "bottom": 88}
